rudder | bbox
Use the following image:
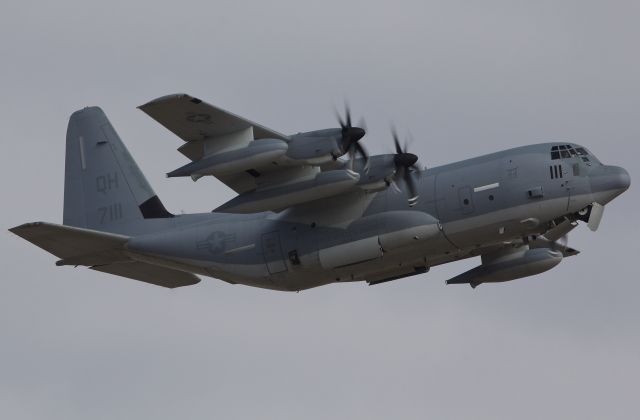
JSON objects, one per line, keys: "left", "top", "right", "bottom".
{"left": 63, "top": 107, "right": 172, "bottom": 233}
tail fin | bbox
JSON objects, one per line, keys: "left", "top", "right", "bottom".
{"left": 63, "top": 107, "right": 172, "bottom": 233}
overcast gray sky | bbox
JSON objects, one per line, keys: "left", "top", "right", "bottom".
{"left": 1, "top": 1, "right": 639, "bottom": 419}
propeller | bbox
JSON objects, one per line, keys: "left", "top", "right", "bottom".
{"left": 391, "top": 127, "right": 421, "bottom": 206}
{"left": 336, "top": 104, "right": 368, "bottom": 165}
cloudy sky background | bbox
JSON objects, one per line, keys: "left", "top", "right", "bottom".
{"left": 1, "top": 1, "right": 639, "bottom": 419}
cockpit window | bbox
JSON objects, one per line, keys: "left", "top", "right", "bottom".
{"left": 551, "top": 145, "right": 588, "bottom": 160}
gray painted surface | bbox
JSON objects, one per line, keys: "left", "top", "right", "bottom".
{"left": 18, "top": 105, "right": 630, "bottom": 292}
{"left": 2, "top": 2, "right": 640, "bottom": 419}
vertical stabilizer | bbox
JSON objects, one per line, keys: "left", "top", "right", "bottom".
{"left": 63, "top": 107, "right": 172, "bottom": 233}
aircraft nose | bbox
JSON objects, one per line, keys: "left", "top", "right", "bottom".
{"left": 590, "top": 165, "right": 631, "bottom": 202}
{"left": 617, "top": 166, "right": 631, "bottom": 191}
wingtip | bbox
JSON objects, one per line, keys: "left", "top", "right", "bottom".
{"left": 8, "top": 222, "right": 49, "bottom": 238}
{"left": 138, "top": 93, "right": 193, "bottom": 110}
{"left": 9, "top": 221, "right": 44, "bottom": 232}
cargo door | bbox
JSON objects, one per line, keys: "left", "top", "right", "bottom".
{"left": 261, "top": 231, "right": 288, "bottom": 274}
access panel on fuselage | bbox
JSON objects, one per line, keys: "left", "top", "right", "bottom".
{"left": 435, "top": 158, "right": 505, "bottom": 247}
{"left": 436, "top": 160, "right": 503, "bottom": 221}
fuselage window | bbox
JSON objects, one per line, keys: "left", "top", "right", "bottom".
{"left": 551, "top": 145, "right": 588, "bottom": 160}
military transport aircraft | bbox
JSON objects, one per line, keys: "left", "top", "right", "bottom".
{"left": 10, "top": 94, "right": 630, "bottom": 290}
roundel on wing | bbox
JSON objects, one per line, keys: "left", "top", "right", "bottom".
{"left": 185, "top": 112, "right": 212, "bottom": 124}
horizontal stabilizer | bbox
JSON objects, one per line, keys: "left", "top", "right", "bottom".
{"left": 9, "top": 222, "right": 199, "bottom": 288}
{"left": 9, "top": 222, "right": 129, "bottom": 265}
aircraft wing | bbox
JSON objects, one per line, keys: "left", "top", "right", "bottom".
{"left": 138, "top": 93, "right": 288, "bottom": 160}
{"left": 139, "top": 93, "right": 322, "bottom": 195}
{"left": 138, "top": 93, "right": 373, "bottom": 213}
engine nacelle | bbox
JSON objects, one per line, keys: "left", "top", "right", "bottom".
{"left": 285, "top": 129, "right": 343, "bottom": 164}
{"left": 351, "top": 154, "right": 397, "bottom": 192}
{"left": 447, "top": 246, "right": 563, "bottom": 288}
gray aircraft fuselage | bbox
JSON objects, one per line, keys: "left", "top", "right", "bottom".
{"left": 10, "top": 106, "right": 630, "bottom": 290}
{"left": 119, "top": 142, "right": 629, "bottom": 291}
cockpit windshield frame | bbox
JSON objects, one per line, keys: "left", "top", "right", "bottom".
{"left": 551, "top": 144, "right": 590, "bottom": 162}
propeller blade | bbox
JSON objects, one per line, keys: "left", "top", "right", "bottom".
{"left": 335, "top": 108, "right": 345, "bottom": 128}
{"left": 355, "top": 142, "right": 369, "bottom": 162}
{"left": 357, "top": 116, "right": 368, "bottom": 132}
{"left": 390, "top": 180, "right": 402, "bottom": 193}
{"left": 405, "top": 171, "right": 418, "bottom": 206}
{"left": 392, "top": 127, "right": 402, "bottom": 154}
{"left": 344, "top": 103, "right": 351, "bottom": 128}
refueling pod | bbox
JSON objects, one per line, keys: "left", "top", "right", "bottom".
{"left": 446, "top": 246, "right": 563, "bottom": 288}
{"left": 167, "top": 138, "right": 288, "bottom": 179}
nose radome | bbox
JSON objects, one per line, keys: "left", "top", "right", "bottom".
{"left": 608, "top": 165, "right": 631, "bottom": 191}
{"left": 589, "top": 165, "right": 630, "bottom": 203}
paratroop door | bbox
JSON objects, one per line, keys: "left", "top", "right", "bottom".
{"left": 261, "top": 231, "right": 288, "bottom": 274}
